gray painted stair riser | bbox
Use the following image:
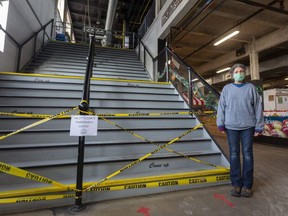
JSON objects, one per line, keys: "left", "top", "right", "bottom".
{"left": 27, "top": 62, "right": 145, "bottom": 71}
{"left": 0, "top": 82, "right": 175, "bottom": 95}
{"left": 31, "top": 60, "right": 144, "bottom": 69}
{"left": 1, "top": 97, "right": 186, "bottom": 109}
{"left": 43, "top": 47, "right": 139, "bottom": 58}
{"left": 0, "top": 128, "right": 205, "bottom": 146}
{"left": 0, "top": 140, "right": 213, "bottom": 164}
{"left": 0, "top": 88, "right": 180, "bottom": 101}
{"left": 0, "top": 76, "right": 173, "bottom": 91}
{"left": 33, "top": 55, "right": 143, "bottom": 66}
{"left": 0, "top": 107, "right": 189, "bottom": 116}
{"left": 37, "top": 51, "right": 139, "bottom": 61}
{"left": 24, "top": 68, "right": 149, "bottom": 79}
{"left": 1, "top": 117, "right": 196, "bottom": 130}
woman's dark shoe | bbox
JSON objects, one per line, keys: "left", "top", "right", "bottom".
{"left": 241, "top": 188, "right": 253, "bottom": 197}
{"left": 230, "top": 187, "right": 241, "bottom": 197}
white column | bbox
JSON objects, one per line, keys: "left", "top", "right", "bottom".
{"left": 249, "top": 37, "right": 260, "bottom": 80}
{"left": 155, "top": 0, "right": 161, "bottom": 16}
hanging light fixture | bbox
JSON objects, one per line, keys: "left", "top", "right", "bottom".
{"left": 192, "top": 78, "right": 198, "bottom": 82}
{"left": 216, "top": 67, "right": 231, "bottom": 73}
{"left": 214, "top": 31, "right": 240, "bottom": 46}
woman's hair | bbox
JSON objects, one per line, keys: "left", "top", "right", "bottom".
{"left": 229, "top": 63, "right": 247, "bottom": 75}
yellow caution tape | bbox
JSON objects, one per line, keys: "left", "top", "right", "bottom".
{"left": 0, "top": 162, "right": 75, "bottom": 191}
{"left": 0, "top": 110, "right": 216, "bottom": 119}
{"left": 96, "top": 111, "right": 193, "bottom": 117}
{"left": 0, "top": 194, "right": 75, "bottom": 204}
{"left": 84, "top": 123, "right": 203, "bottom": 191}
{"left": 0, "top": 169, "right": 230, "bottom": 199}
{"left": 94, "top": 111, "right": 213, "bottom": 117}
{"left": 0, "top": 112, "right": 71, "bottom": 119}
{"left": 88, "top": 174, "right": 230, "bottom": 191}
{"left": 0, "top": 111, "right": 194, "bottom": 118}
{"left": 0, "top": 173, "right": 229, "bottom": 203}
{"left": 0, "top": 107, "right": 78, "bottom": 141}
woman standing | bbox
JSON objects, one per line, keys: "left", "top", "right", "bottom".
{"left": 217, "top": 63, "right": 264, "bottom": 198}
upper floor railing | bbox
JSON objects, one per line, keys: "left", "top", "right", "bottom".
{"left": 153, "top": 45, "right": 228, "bottom": 158}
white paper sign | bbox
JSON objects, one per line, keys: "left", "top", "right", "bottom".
{"left": 70, "top": 115, "right": 98, "bottom": 136}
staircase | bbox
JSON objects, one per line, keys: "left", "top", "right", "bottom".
{"left": 0, "top": 41, "right": 229, "bottom": 214}
{"left": 25, "top": 41, "right": 150, "bottom": 80}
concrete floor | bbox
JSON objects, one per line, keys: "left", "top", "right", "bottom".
{"left": 3, "top": 143, "right": 288, "bottom": 216}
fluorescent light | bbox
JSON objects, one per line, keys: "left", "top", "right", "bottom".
{"left": 168, "top": 60, "right": 171, "bottom": 64}
{"left": 285, "top": 77, "right": 288, "bottom": 80}
{"left": 192, "top": 78, "right": 198, "bottom": 82}
{"left": 214, "top": 31, "right": 240, "bottom": 46}
{"left": 216, "top": 67, "right": 231, "bottom": 74}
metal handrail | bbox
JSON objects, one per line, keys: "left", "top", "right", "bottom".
{"left": 160, "top": 46, "right": 229, "bottom": 159}
{"left": 165, "top": 47, "right": 220, "bottom": 97}
{"left": 0, "top": 19, "right": 53, "bottom": 72}
{"left": 134, "top": 33, "right": 154, "bottom": 59}
{"left": 19, "top": 19, "right": 54, "bottom": 71}
{"left": 26, "top": 0, "right": 50, "bottom": 39}
{"left": 72, "top": 31, "right": 96, "bottom": 211}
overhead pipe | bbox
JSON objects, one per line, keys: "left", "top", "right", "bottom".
{"left": 102, "top": 0, "right": 118, "bottom": 46}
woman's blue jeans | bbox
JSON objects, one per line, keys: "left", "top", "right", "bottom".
{"left": 226, "top": 127, "right": 255, "bottom": 189}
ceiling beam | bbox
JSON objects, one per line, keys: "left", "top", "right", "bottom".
{"left": 186, "top": 57, "right": 211, "bottom": 63}
{"left": 235, "top": 0, "right": 288, "bottom": 15}
{"left": 195, "top": 25, "right": 288, "bottom": 74}
{"left": 255, "top": 25, "right": 288, "bottom": 52}
{"left": 183, "top": 31, "right": 250, "bottom": 44}
{"left": 174, "top": 42, "right": 228, "bottom": 54}
{"left": 212, "top": 10, "right": 284, "bottom": 29}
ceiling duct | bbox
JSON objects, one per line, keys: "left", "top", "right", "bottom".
{"left": 102, "top": 0, "right": 118, "bottom": 46}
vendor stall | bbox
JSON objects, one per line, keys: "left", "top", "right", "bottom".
{"left": 257, "top": 89, "right": 288, "bottom": 145}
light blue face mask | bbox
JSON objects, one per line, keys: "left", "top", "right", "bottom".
{"left": 233, "top": 73, "right": 245, "bottom": 82}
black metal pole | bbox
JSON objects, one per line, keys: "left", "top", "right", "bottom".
{"left": 33, "top": 33, "right": 37, "bottom": 56}
{"left": 169, "top": 27, "right": 172, "bottom": 48}
{"left": 51, "top": 19, "right": 54, "bottom": 39}
{"left": 143, "top": 46, "right": 146, "bottom": 68}
{"left": 17, "top": 46, "right": 22, "bottom": 72}
{"left": 188, "top": 67, "right": 193, "bottom": 115}
{"left": 70, "top": 31, "right": 95, "bottom": 212}
{"left": 42, "top": 26, "right": 46, "bottom": 48}
{"left": 165, "top": 46, "right": 169, "bottom": 82}
{"left": 132, "top": 32, "right": 135, "bottom": 49}
{"left": 138, "top": 41, "right": 140, "bottom": 60}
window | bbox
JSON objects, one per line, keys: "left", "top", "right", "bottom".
{"left": 57, "top": 0, "right": 65, "bottom": 22}
{"left": 0, "top": 0, "right": 9, "bottom": 52}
